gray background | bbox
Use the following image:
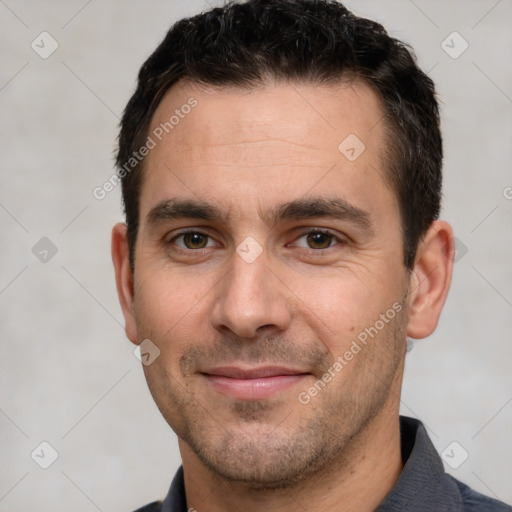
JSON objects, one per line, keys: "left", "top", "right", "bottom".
{"left": 0, "top": 0, "right": 511, "bottom": 510}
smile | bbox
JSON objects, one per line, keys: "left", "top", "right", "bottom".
{"left": 200, "top": 366, "right": 311, "bottom": 400}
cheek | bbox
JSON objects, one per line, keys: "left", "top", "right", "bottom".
{"left": 290, "top": 269, "right": 402, "bottom": 354}
{"left": 291, "top": 272, "right": 371, "bottom": 325}
{"left": 133, "top": 269, "right": 213, "bottom": 352}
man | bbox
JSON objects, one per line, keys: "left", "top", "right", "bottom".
{"left": 111, "top": 1, "right": 510, "bottom": 511}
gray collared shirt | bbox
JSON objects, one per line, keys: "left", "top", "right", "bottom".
{"left": 133, "top": 416, "right": 510, "bottom": 511}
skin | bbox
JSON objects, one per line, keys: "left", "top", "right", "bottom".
{"left": 112, "top": 79, "right": 454, "bottom": 512}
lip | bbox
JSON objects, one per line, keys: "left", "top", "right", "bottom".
{"left": 201, "top": 366, "right": 310, "bottom": 400}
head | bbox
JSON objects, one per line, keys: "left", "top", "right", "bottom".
{"left": 112, "top": 0, "right": 453, "bottom": 489}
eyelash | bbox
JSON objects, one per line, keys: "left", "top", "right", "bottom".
{"left": 167, "top": 228, "right": 347, "bottom": 252}
{"left": 291, "top": 229, "right": 347, "bottom": 251}
{"left": 169, "top": 230, "right": 219, "bottom": 251}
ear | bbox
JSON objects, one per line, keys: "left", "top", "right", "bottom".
{"left": 406, "top": 220, "right": 454, "bottom": 339}
{"left": 111, "top": 223, "right": 139, "bottom": 345}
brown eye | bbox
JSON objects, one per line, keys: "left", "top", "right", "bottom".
{"left": 172, "top": 232, "right": 214, "bottom": 249}
{"left": 183, "top": 233, "right": 208, "bottom": 249}
{"left": 305, "top": 232, "right": 334, "bottom": 249}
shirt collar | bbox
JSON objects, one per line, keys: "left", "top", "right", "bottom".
{"left": 161, "top": 464, "right": 187, "bottom": 512}
{"left": 377, "top": 416, "right": 462, "bottom": 511}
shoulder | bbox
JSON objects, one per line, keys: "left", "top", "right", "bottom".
{"left": 448, "top": 476, "right": 511, "bottom": 512}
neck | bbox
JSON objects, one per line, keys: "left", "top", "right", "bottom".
{"left": 179, "top": 405, "right": 403, "bottom": 512}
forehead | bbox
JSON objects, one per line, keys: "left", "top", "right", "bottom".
{"left": 140, "top": 79, "right": 393, "bottom": 222}
{"left": 149, "top": 78, "right": 385, "bottom": 156}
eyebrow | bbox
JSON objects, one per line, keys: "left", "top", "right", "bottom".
{"left": 269, "top": 197, "right": 372, "bottom": 231}
{"left": 146, "top": 197, "right": 372, "bottom": 233}
{"left": 147, "top": 199, "right": 229, "bottom": 226}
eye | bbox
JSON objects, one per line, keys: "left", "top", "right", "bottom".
{"left": 171, "top": 231, "right": 217, "bottom": 250}
{"left": 293, "top": 230, "right": 344, "bottom": 250}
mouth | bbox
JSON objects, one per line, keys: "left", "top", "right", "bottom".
{"left": 200, "top": 366, "right": 311, "bottom": 400}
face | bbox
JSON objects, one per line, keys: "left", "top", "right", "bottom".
{"left": 120, "top": 80, "right": 413, "bottom": 488}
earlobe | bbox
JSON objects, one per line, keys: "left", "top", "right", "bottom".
{"left": 406, "top": 220, "right": 454, "bottom": 339}
{"left": 111, "top": 223, "right": 139, "bottom": 345}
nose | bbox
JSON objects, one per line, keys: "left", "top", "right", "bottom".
{"left": 211, "top": 247, "right": 292, "bottom": 339}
